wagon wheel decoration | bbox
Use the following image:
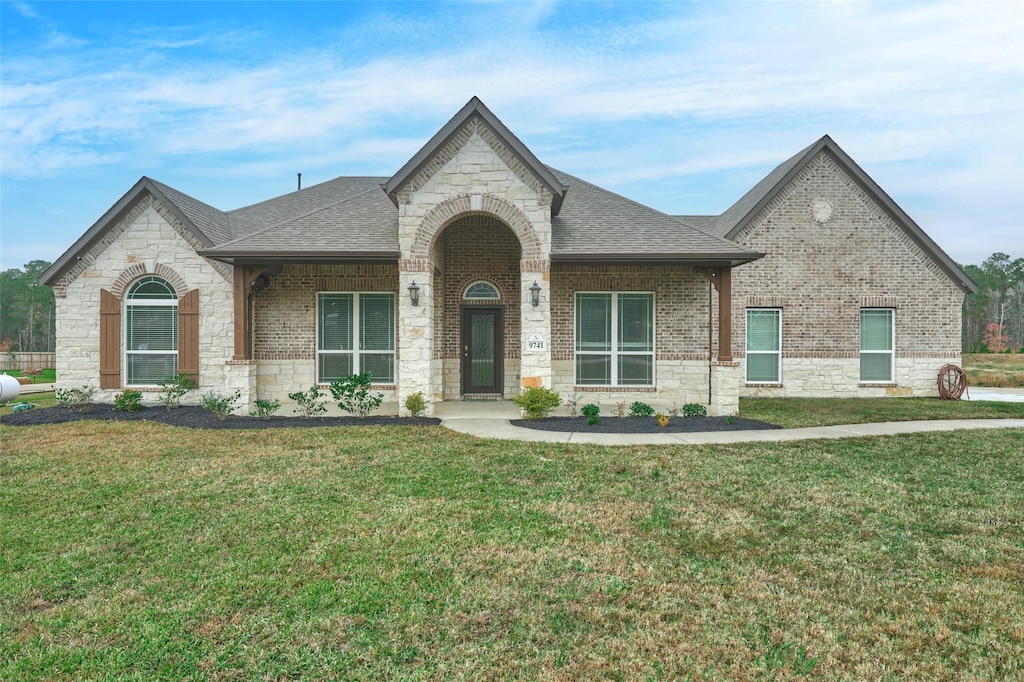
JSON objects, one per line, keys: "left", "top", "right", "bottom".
{"left": 937, "top": 364, "right": 968, "bottom": 400}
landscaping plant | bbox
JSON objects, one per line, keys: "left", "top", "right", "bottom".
{"left": 581, "top": 403, "right": 600, "bottom": 425}
{"left": 158, "top": 373, "right": 195, "bottom": 410}
{"left": 629, "top": 401, "right": 655, "bottom": 418}
{"left": 250, "top": 399, "right": 281, "bottom": 420}
{"left": 682, "top": 402, "right": 707, "bottom": 417}
{"left": 54, "top": 385, "right": 95, "bottom": 412}
{"left": 512, "top": 386, "right": 561, "bottom": 419}
{"left": 200, "top": 390, "right": 242, "bottom": 420}
{"left": 329, "top": 372, "right": 383, "bottom": 417}
{"left": 288, "top": 385, "right": 327, "bottom": 417}
{"left": 404, "top": 391, "right": 428, "bottom": 417}
{"left": 114, "top": 389, "right": 143, "bottom": 412}
{"left": 655, "top": 413, "right": 670, "bottom": 427}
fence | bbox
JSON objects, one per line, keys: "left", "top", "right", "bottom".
{"left": 2, "top": 352, "right": 56, "bottom": 372}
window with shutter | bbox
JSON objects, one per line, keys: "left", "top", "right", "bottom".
{"left": 860, "top": 308, "right": 894, "bottom": 382}
{"left": 125, "top": 276, "right": 179, "bottom": 385}
{"left": 317, "top": 292, "right": 395, "bottom": 384}
{"left": 746, "top": 309, "right": 781, "bottom": 383}
{"left": 575, "top": 292, "right": 654, "bottom": 386}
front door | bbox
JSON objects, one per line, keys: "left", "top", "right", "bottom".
{"left": 461, "top": 307, "right": 503, "bottom": 395}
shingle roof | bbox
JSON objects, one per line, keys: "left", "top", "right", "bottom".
{"left": 148, "top": 179, "right": 232, "bottom": 245}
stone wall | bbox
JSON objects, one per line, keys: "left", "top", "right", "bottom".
{"left": 730, "top": 150, "right": 966, "bottom": 398}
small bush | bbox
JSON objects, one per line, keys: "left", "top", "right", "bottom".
{"left": 581, "top": 403, "right": 600, "bottom": 425}
{"left": 655, "top": 413, "right": 670, "bottom": 428}
{"left": 200, "top": 390, "right": 241, "bottom": 420}
{"left": 564, "top": 392, "right": 583, "bottom": 417}
{"left": 250, "top": 399, "right": 281, "bottom": 420}
{"left": 682, "top": 402, "right": 707, "bottom": 417}
{"left": 513, "top": 386, "right": 561, "bottom": 419}
{"left": 329, "top": 372, "right": 383, "bottom": 417}
{"left": 404, "top": 391, "right": 428, "bottom": 417}
{"left": 55, "top": 385, "right": 95, "bottom": 412}
{"left": 114, "top": 389, "right": 143, "bottom": 412}
{"left": 629, "top": 401, "right": 655, "bottom": 418}
{"left": 158, "top": 373, "right": 195, "bottom": 410}
{"left": 289, "top": 386, "right": 327, "bottom": 417}
{"left": 616, "top": 401, "right": 627, "bottom": 418}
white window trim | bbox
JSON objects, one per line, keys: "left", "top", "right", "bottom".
{"left": 746, "top": 308, "right": 782, "bottom": 384}
{"left": 463, "top": 280, "right": 501, "bottom": 301}
{"left": 574, "top": 291, "right": 656, "bottom": 387}
{"left": 124, "top": 279, "right": 178, "bottom": 387}
{"left": 316, "top": 292, "right": 395, "bottom": 385}
{"left": 860, "top": 308, "right": 895, "bottom": 383}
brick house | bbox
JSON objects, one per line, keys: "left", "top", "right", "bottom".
{"left": 41, "top": 97, "right": 975, "bottom": 416}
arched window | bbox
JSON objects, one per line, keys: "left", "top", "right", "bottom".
{"left": 125, "top": 276, "right": 178, "bottom": 385}
{"left": 463, "top": 281, "right": 501, "bottom": 300}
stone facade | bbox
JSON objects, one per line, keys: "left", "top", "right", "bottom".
{"left": 729, "top": 151, "right": 965, "bottom": 397}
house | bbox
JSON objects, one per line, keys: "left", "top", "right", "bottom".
{"left": 41, "top": 97, "right": 976, "bottom": 416}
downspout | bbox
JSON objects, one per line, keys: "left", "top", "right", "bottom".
{"left": 708, "top": 277, "right": 714, "bottom": 406}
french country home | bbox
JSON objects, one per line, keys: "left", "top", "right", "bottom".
{"left": 41, "top": 97, "right": 976, "bottom": 416}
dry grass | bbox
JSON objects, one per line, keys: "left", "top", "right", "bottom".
{"left": 2, "top": 422, "right": 1022, "bottom": 680}
{"left": 963, "top": 353, "right": 1024, "bottom": 387}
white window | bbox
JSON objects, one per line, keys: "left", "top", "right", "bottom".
{"left": 860, "top": 308, "right": 894, "bottom": 382}
{"left": 746, "top": 308, "right": 781, "bottom": 383}
{"left": 463, "top": 281, "right": 500, "bottom": 300}
{"left": 317, "top": 293, "right": 395, "bottom": 384}
{"left": 125, "top": 276, "right": 178, "bottom": 385}
{"left": 575, "top": 292, "right": 654, "bottom": 386}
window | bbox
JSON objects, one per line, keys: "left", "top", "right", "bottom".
{"left": 463, "top": 281, "right": 500, "bottom": 300}
{"left": 318, "top": 293, "right": 395, "bottom": 384}
{"left": 125, "top": 276, "right": 178, "bottom": 385}
{"left": 860, "top": 308, "right": 894, "bottom": 382}
{"left": 575, "top": 292, "right": 654, "bottom": 386}
{"left": 746, "top": 309, "right": 781, "bottom": 383}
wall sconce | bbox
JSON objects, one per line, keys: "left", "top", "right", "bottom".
{"left": 530, "top": 281, "right": 541, "bottom": 307}
{"left": 408, "top": 281, "right": 420, "bottom": 306}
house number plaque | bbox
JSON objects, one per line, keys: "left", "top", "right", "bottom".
{"left": 525, "top": 333, "right": 547, "bottom": 351}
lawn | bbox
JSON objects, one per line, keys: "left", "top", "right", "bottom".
{"left": 2, "top": 422, "right": 1022, "bottom": 680}
{"left": 739, "top": 396, "right": 1024, "bottom": 428}
{"left": 963, "top": 353, "right": 1024, "bottom": 387}
{"left": 0, "top": 369, "right": 57, "bottom": 384}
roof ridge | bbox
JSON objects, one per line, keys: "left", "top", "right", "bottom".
{"left": 226, "top": 175, "right": 389, "bottom": 216}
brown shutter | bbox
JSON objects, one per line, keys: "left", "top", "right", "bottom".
{"left": 178, "top": 289, "right": 200, "bottom": 385}
{"left": 99, "top": 289, "right": 121, "bottom": 389}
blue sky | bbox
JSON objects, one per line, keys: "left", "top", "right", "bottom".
{"left": 2, "top": 0, "right": 1022, "bottom": 272}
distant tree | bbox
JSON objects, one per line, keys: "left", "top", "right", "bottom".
{"left": 962, "top": 252, "right": 1024, "bottom": 352}
{"left": 0, "top": 260, "right": 56, "bottom": 353}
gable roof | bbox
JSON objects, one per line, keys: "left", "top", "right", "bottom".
{"left": 678, "top": 135, "right": 977, "bottom": 293}
{"left": 383, "top": 96, "right": 569, "bottom": 215}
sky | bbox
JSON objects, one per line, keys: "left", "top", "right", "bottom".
{"left": 1, "top": 0, "right": 1022, "bottom": 273}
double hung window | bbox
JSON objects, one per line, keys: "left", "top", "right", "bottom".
{"left": 746, "top": 309, "right": 782, "bottom": 383}
{"left": 125, "top": 276, "right": 178, "bottom": 385}
{"left": 860, "top": 308, "right": 894, "bottom": 382}
{"left": 318, "top": 293, "right": 395, "bottom": 384}
{"left": 575, "top": 292, "right": 654, "bottom": 386}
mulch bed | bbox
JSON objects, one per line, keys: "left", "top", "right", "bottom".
{"left": 511, "top": 416, "right": 781, "bottom": 433}
{"left": 0, "top": 405, "right": 440, "bottom": 429}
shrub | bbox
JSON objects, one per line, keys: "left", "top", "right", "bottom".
{"left": 158, "top": 373, "right": 195, "bottom": 410}
{"left": 114, "top": 389, "right": 143, "bottom": 412}
{"left": 513, "top": 386, "right": 561, "bottom": 420}
{"left": 616, "top": 401, "right": 627, "bottom": 418}
{"left": 250, "top": 399, "right": 281, "bottom": 420}
{"left": 55, "top": 385, "right": 95, "bottom": 412}
{"left": 563, "top": 392, "right": 583, "bottom": 417}
{"left": 655, "top": 413, "right": 670, "bottom": 428}
{"left": 329, "top": 372, "right": 383, "bottom": 417}
{"left": 581, "top": 403, "right": 600, "bottom": 425}
{"left": 200, "top": 390, "right": 242, "bottom": 420}
{"left": 682, "top": 402, "right": 707, "bottom": 417}
{"left": 629, "top": 401, "right": 655, "bottom": 418}
{"left": 404, "top": 391, "right": 428, "bottom": 417}
{"left": 289, "top": 385, "right": 327, "bottom": 418}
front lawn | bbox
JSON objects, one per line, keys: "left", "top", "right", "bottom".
{"left": 2, "top": 423, "right": 1021, "bottom": 679}
{"left": 739, "top": 396, "right": 1024, "bottom": 428}
{"left": 963, "top": 353, "right": 1024, "bottom": 387}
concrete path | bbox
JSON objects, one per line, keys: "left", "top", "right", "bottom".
{"left": 963, "top": 386, "right": 1024, "bottom": 403}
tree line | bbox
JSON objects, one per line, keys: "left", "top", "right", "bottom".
{"left": 962, "top": 252, "right": 1024, "bottom": 353}
{"left": 1, "top": 260, "right": 56, "bottom": 353}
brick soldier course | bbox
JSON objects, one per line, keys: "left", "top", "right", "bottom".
{"left": 41, "top": 97, "right": 975, "bottom": 417}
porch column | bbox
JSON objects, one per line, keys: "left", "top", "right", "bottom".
{"left": 519, "top": 259, "right": 552, "bottom": 390}
{"left": 717, "top": 267, "right": 732, "bottom": 362}
{"left": 701, "top": 266, "right": 739, "bottom": 416}
{"left": 398, "top": 260, "right": 436, "bottom": 416}
{"left": 228, "top": 263, "right": 257, "bottom": 413}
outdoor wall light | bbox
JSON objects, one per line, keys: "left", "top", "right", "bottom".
{"left": 530, "top": 281, "right": 541, "bottom": 307}
{"left": 408, "top": 281, "right": 420, "bottom": 306}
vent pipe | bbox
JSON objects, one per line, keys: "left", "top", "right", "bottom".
{"left": 297, "top": 173, "right": 302, "bottom": 191}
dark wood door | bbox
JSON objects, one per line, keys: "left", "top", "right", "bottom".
{"left": 461, "top": 307, "right": 503, "bottom": 395}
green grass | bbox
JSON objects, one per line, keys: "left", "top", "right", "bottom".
{"left": 2, "top": 422, "right": 1022, "bottom": 680}
{"left": 0, "top": 392, "right": 56, "bottom": 418}
{"left": 963, "top": 353, "right": 1024, "bottom": 387}
{"left": 740, "top": 396, "right": 1024, "bottom": 428}
{"left": 0, "top": 369, "right": 56, "bottom": 383}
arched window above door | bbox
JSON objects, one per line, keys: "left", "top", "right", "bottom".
{"left": 463, "top": 281, "right": 501, "bottom": 301}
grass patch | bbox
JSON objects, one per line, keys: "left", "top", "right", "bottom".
{"left": 2, "top": 422, "right": 1022, "bottom": 679}
{"left": 963, "top": 353, "right": 1024, "bottom": 387}
{"left": 0, "top": 392, "right": 55, "bottom": 418}
{"left": 0, "top": 369, "right": 56, "bottom": 383}
{"left": 740, "top": 396, "right": 1024, "bottom": 428}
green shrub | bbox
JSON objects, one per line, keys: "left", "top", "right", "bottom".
{"left": 200, "top": 390, "right": 241, "bottom": 420}
{"left": 55, "top": 385, "right": 95, "bottom": 412}
{"left": 513, "top": 386, "right": 561, "bottom": 419}
{"left": 628, "top": 401, "right": 655, "bottom": 417}
{"left": 329, "top": 372, "right": 383, "bottom": 417}
{"left": 250, "top": 399, "right": 281, "bottom": 420}
{"left": 114, "top": 389, "right": 143, "bottom": 412}
{"left": 289, "top": 386, "right": 327, "bottom": 418}
{"left": 158, "top": 373, "right": 195, "bottom": 410}
{"left": 404, "top": 391, "right": 428, "bottom": 417}
{"left": 581, "top": 403, "right": 600, "bottom": 425}
{"left": 682, "top": 402, "right": 707, "bottom": 417}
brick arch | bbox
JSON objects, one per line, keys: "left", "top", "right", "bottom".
{"left": 410, "top": 194, "right": 541, "bottom": 261}
{"left": 110, "top": 262, "right": 189, "bottom": 299}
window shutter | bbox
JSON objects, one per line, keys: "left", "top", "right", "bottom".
{"left": 178, "top": 289, "right": 200, "bottom": 385}
{"left": 100, "top": 289, "right": 121, "bottom": 389}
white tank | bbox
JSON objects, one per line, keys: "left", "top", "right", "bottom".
{"left": 0, "top": 374, "right": 22, "bottom": 403}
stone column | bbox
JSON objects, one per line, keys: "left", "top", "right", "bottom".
{"left": 398, "top": 262, "right": 435, "bottom": 415}
{"left": 224, "top": 359, "right": 257, "bottom": 414}
{"left": 519, "top": 260, "right": 552, "bottom": 390}
{"left": 709, "top": 361, "right": 739, "bottom": 416}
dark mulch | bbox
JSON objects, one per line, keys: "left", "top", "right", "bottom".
{"left": 511, "top": 415, "right": 781, "bottom": 433}
{"left": 0, "top": 404, "right": 440, "bottom": 429}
